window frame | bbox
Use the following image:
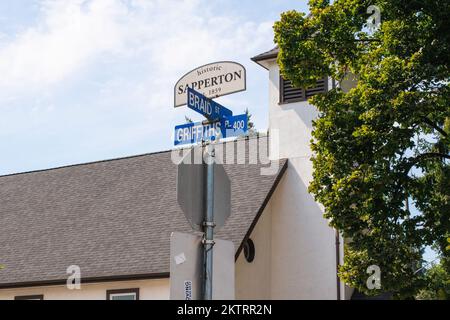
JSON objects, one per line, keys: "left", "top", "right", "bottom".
{"left": 106, "top": 288, "right": 140, "bottom": 301}
{"left": 14, "top": 294, "right": 44, "bottom": 300}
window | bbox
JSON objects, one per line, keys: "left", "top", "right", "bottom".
{"left": 106, "top": 288, "right": 139, "bottom": 300}
{"left": 14, "top": 295, "right": 44, "bottom": 300}
{"left": 280, "top": 76, "right": 328, "bottom": 104}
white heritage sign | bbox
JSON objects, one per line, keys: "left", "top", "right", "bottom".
{"left": 174, "top": 61, "right": 246, "bottom": 107}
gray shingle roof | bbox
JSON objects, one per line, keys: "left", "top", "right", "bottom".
{"left": 0, "top": 137, "right": 287, "bottom": 287}
{"left": 251, "top": 47, "right": 279, "bottom": 62}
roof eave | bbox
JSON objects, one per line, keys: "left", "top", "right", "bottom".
{"left": 0, "top": 273, "right": 170, "bottom": 290}
{"left": 251, "top": 48, "right": 279, "bottom": 70}
{"left": 251, "top": 55, "right": 277, "bottom": 70}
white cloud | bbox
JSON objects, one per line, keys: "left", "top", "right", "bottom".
{"left": 0, "top": 0, "right": 276, "bottom": 174}
{"left": 0, "top": 0, "right": 273, "bottom": 95}
{"left": 0, "top": 0, "right": 124, "bottom": 90}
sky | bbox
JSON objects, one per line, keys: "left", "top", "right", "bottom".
{"left": 0, "top": 0, "right": 309, "bottom": 176}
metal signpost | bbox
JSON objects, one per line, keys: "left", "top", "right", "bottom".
{"left": 203, "top": 144, "right": 215, "bottom": 300}
{"left": 174, "top": 64, "right": 247, "bottom": 300}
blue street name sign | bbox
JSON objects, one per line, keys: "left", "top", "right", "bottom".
{"left": 187, "top": 87, "right": 233, "bottom": 121}
{"left": 220, "top": 114, "right": 248, "bottom": 138}
{"left": 174, "top": 121, "right": 221, "bottom": 146}
{"left": 174, "top": 114, "right": 248, "bottom": 146}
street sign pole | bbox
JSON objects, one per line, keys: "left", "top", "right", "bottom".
{"left": 203, "top": 144, "right": 215, "bottom": 300}
{"left": 175, "top": 77, "right": 242, "bottom": 300}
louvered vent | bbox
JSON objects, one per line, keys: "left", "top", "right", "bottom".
{"left": 280, "top": 77, "right": 328, "bottom": 104}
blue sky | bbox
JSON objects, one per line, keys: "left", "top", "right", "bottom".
{"left": 0, "top": 0, "right": 309, "bottom": 176}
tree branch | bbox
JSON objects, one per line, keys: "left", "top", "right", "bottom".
{"left": 404, "top": 152, "right": 450, "bottom": 175}
{"left": 420, "top": 116, "right": 448, "bottom": 137}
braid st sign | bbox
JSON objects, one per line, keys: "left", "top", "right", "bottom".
{"left": 187, "top": 87, "right": 232, "bottom": 121}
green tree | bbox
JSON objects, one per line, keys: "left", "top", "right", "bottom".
{"left": 416, "top": 261, "right": 450, "bottom": 300}
{"left": 245, "top": 108, "right": 258, "bottom": 136}
{"left": 274, "top": 0, "right": 449, "bottom": 298}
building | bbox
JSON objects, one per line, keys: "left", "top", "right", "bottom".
{"left": 0, "top": 48, "right": 355, "bottom": 300}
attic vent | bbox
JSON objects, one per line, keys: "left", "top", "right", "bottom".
{"left": 280, "top": 77, "right": 328, "bottom": 104}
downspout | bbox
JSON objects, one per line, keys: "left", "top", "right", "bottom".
{"left": 335, "top": 230, "right": 341, "bottom": 300}
{"left": 332, "top": 74, "right": 341, "bottom": 301}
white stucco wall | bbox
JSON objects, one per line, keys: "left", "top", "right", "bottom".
{"left": 267, "top": 60, "right": 339, "bottom": 300}
{"left": 0, "top": 278, "right": 169, "bottom": 300}
{"left": 235, "top": 202, "right": 273, "bottom": 300}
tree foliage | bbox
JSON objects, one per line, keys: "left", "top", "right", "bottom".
{"left": 274, "top": 0, "right": 449, "bottom": 298}
{"left": 245, "top": 108, "right": 258, "bottom": 136}
{"left": 416, "top": 261, "right": 450, "bottom": 300}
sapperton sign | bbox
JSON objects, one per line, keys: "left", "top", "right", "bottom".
{"left": 174, "top": 61, "right": 246, "bottom": 107}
